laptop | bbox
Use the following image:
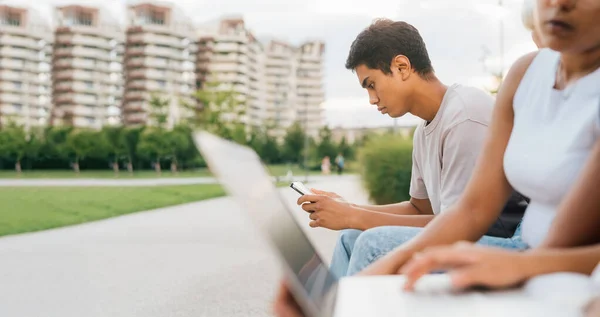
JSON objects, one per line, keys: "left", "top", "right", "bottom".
{"left": 193, "top": 131, "right": 586, "bottom": 317}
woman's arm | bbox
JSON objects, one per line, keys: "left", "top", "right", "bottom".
{"left": 358, "top": 52, "right": 539, "bottom": 276}
{"left": 540, "top": 139, "right": 600, "bottom": 248}
{"left": 399, "top": 242, "right": 600, "bottom": 290}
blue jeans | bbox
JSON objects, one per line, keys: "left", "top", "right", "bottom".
{"left": 330, "top": 223, "right": 527, "bottom": 278}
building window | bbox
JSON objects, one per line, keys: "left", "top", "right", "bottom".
{"left": 65, "top": 10, "right": 93, "bottom": 26}
{"left": 12, "top": 81, "right": 22, "bottom": 89}
{"left": 156, "top": 80, "right": 166, "bottom": 88}
{"left": 12, "top": 103, "right": 22, "bottom": 111}
{"left": 1, "top": 12, "right": 21, "bottom": 26}
{"left": 136, "top": 8, "right": 165, "bottom": 25}
{"left": 84, "top": 81, "right": 93, "bottom": 88}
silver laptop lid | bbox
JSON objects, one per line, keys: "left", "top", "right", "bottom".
{"left": 193, "top": 131, "right": 338, "bottom": 317}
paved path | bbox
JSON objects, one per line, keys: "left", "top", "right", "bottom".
{"left": 0, "top": 175, "right": 370, "bottom": 317}
{"left": 0, "top": 174, "right": 355, "bottom": 187}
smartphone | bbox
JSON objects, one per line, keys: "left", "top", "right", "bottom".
{"left": 290, "top": 181, "right": 313, "bottom": 196}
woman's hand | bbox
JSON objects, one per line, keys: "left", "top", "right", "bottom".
{"left": 400, "top": 242, "right": 531, "bottom": 291}
{"left": 297, "top": 194, "right": 360, "bottom": 230}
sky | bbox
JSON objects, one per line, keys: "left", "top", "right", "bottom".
{"left": 3, "top": 0, "right": 537, "bottom": 128}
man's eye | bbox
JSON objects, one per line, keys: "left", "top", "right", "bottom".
{"left": 368, "top": 83, "right": 374, "bottom": 89}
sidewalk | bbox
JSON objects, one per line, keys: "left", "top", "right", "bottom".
{"left": 0, "top": 175, "right": 369, "bottom": 317}
{"left": 0, "top": 174, "right": 356, "bottom": 187}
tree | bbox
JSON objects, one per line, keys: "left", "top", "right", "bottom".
{"left": 66, "top": 129, "right": 107, "bottom": 174}
{"left": 122, "top": 127, "right": 143, "bottom": 174}
{"left": 102, "top": 126, "right": 128, "bottom": 176}
{"left": 248, "top": 128, "right": 280, "bottom": 164}
{"left": 184, "top": 81, "right": 246, "bottom": 141}
{"left": 282, "top": 122, "right": 306, "bottom": 164}
{"left": 148, "top": 94, "right": 170, "bottom": 128}
{"left": 165, "top": 125, "right": 191, "bottom": 173}
{"left": 137, "top": 128, "right": 170, "bottom": 175}
{"left": 42, "top": 126, "right": 73, "bottom": 169}
{"left": 337, "top": 136, "right": 354, "bottom": 160}
{"left": 0, "top": 123, "right": 27, "bottom": 174}
{"left": 316, "top": 126, "right": 338, "bottom": 161}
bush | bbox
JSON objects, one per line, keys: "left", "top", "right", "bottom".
{"left": 358, "top": 134, "right": 413, "bottom": 204}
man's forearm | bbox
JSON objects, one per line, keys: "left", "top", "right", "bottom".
{"left": 349, "top": 208, "right": 435, "bottom": 231}
{"left": 356, "top": 201, "right": 422, "bottom": 215}
{"left": 523, "top": 245, "right": 600, "bottom": 278}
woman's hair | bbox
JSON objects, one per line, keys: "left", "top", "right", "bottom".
{"left": 521, "top": 0, "right": 536, "bottom": 31}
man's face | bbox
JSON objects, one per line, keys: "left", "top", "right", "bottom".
{"left": 536, "top": 0, "right": 600, "bottom": 53}
{"left": 355, "top": 63, "right": 413, "bottom": 118}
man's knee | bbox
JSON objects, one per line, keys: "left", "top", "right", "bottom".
{"left": 348, "top": 226, "right": 421, "bottom": 274}
{"left": 339, "top": 229, "right": 362, "bottom": 251}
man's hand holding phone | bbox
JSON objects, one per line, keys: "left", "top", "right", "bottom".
{"left": 290, "top": 182, "right": 359, "bottom": 230}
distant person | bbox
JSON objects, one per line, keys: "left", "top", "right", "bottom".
{"left": 321, "top": 156, "right": 331, "bottom": 175}
{"left": 296, "top": 19, "right": 527, "bottom": 278}
{"left": 334, "top": 154, "right": 345, "bottom": 175}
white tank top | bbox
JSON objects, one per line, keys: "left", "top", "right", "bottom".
{"left": 504, "top": 49, "right": 600, "bottom": 247}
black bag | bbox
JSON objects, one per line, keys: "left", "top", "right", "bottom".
{"left": 484, "top": 191, "right": 528, "bottom": 238}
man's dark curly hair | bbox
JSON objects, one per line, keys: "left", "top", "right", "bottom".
{"left": 345, "top": 19, "right": 434, "bottom": 79}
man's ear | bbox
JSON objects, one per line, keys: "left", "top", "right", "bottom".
{"left": 392, "top": 55, "right": 411, "bottom": 80}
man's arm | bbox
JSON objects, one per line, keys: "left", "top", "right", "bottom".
{"left": 355, "top": 197, "right": 434, "bottom": 215}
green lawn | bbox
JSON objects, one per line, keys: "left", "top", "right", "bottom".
{"left": 0, "top": 164, "right": 324, "bottom": 179}
{"left": 0, "top": 184, "right": 226, "bottom": 237}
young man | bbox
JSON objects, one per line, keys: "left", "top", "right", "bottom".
{"left": 296, "top": 19, "right": 526, "bottom": 278}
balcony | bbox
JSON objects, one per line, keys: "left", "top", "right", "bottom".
{"left": 126, "top": 58, "right": 145, "bottom": 68}
{"left": 124, "top": 112, "right": 147, "bottom": 125}
{"left": 0, "top": 58, "right": 24, "bottom": 70}
{"left": 122, "top": 101, "right": 146, "bottom": 113}
{"left": 73, "top": 94, "right": 99, "bottom": 105}
{"left": 68, "top": 105, "right": 97, "bottom": 117}
{"left": 126, "top": 46, "right": 146, "bottom": 56}
{"left": 124, "top": 91, "right": 147, "bottom": 102}
{"left": 53, "top": 95, "right": 74, "bottom": 104}
{"left": 0, "top": 92, "right": 22, "bottom": 104}
{"left": 56, "top": 35, "right": 110, "bottom": 50}
{"left": 0, "top": 35, "right": 39, "bottom": 50}
{"left": 214, "top": 42, "right": 248, "bottom": 54}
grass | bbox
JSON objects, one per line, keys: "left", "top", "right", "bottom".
{"left": 0, "top": 164, "right": 326, "bottom": 179}
{"left": 0, "top": 184, "right": 226, "bottom": 237}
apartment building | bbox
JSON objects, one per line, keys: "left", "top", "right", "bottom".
{"left": 197, "top": 17, "right": 325, "bottom": 138}
{"left": 0, "top": 5, "right": 53, "bottom": 129}
{"left": 264, "top": 40, "right": 325, "bottom": 138}
{"left": 50, "top": 5, "right": 124, "bottom": 129}
{"left": 122, "top": 2, "right": 196, "bottom": 127}
{"left": 196, "top": 17, "right": 267, "bottom": 129}
{"left": 295, "top": 41, "right": 325, "bottom": 137}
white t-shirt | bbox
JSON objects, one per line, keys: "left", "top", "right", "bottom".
{"left": 410, "top": 84, "right": 495, "bottom": 215}
{"left": 504, "top": 49, "right": 600, "bottom": 247}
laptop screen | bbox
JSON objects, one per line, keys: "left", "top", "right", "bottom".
{"left": 194, "top": 132, "right": 338, "bottom": 312}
